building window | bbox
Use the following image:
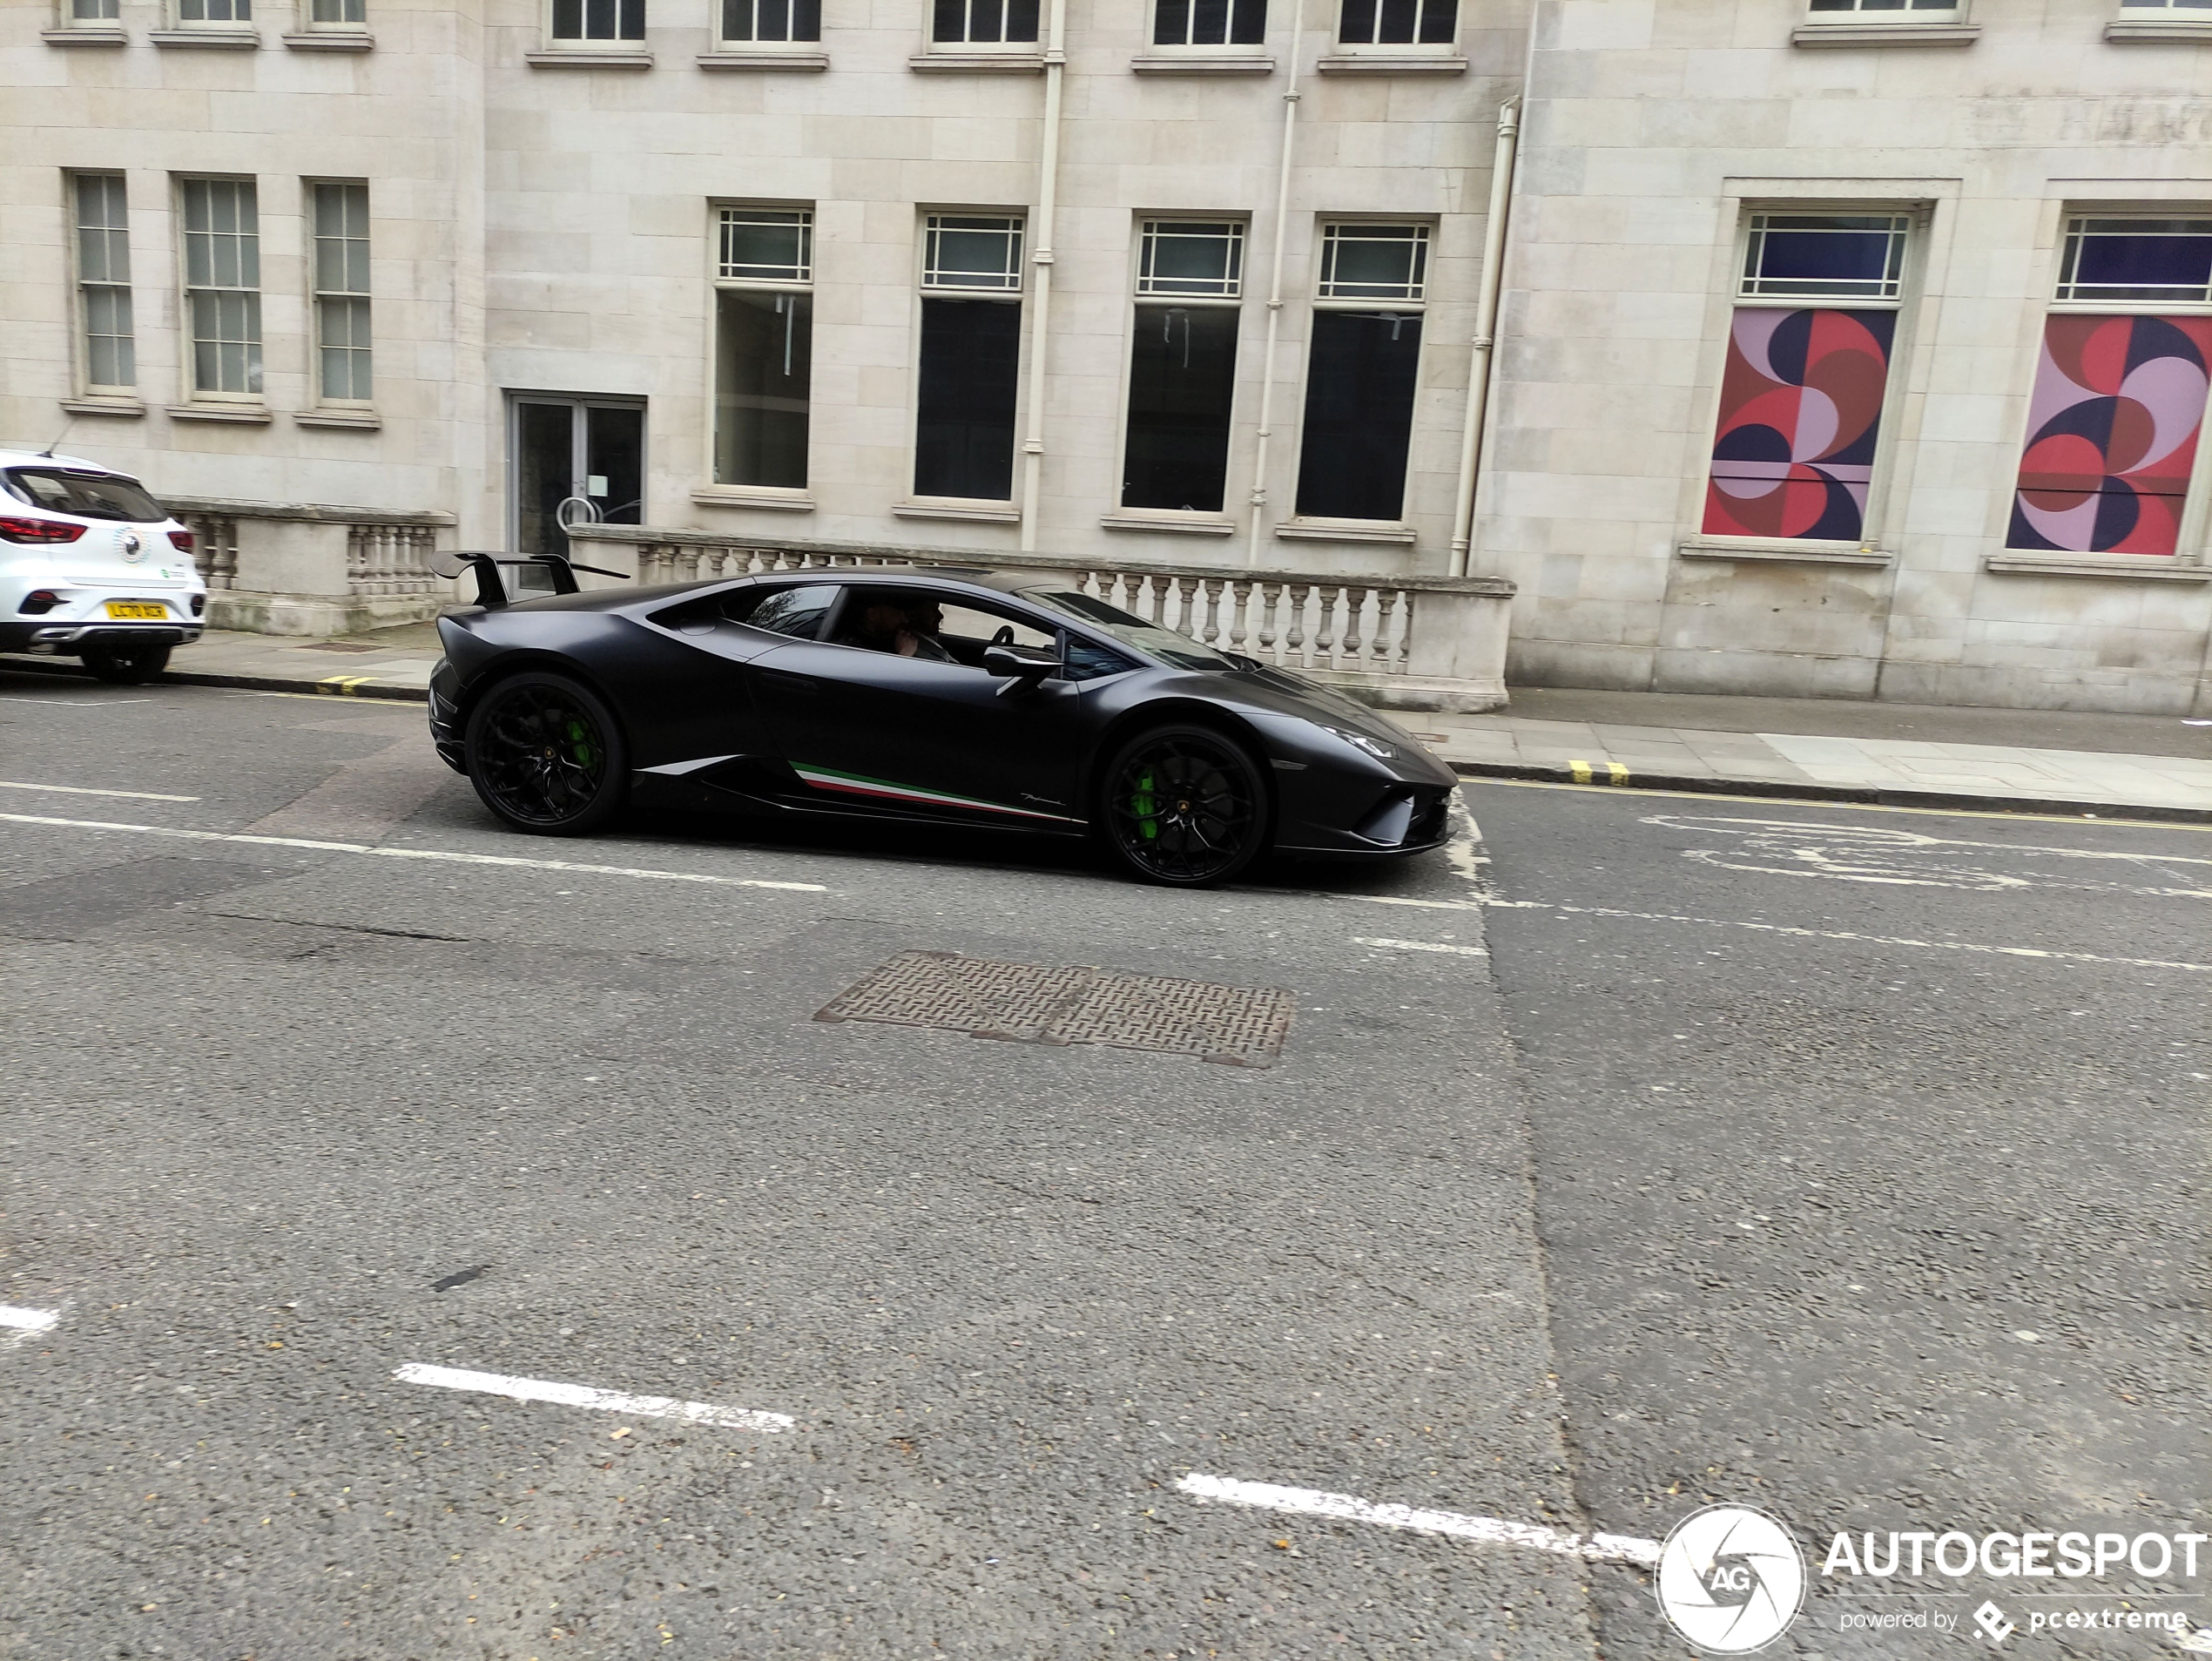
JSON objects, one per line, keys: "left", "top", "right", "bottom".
{"left": 553, "top": 0, "right": 642, "bottom": 41}
{"left": 2007, "top": 217, "right": 2212, "bottom": 557}
{"left": 1740, "top": 213, "right": 1907, "bottom": 300}
{"left": 1336, "top": 0, "right": 1453, "bottom": 45}
{"left": 310, "top": 0, "right": 366, "bottom": 23}
{"left": 72, "top": 174, "right": 134, "bottom": 391}
{"left": 723, "top": 0, "right": 816, "bottom": 37}
{"left": 1805, "top": 0, "right": 1956, "bottom": 11}
{"left": 1154, "top": 0, "right": 1263, "bottom": 46}
{"left": 1701, "top": 212, "right": 1906, "bottom": 544}
{"left": 1315, "top": 220, "right": 1428, "bottom": 301}
{"left": 914, "top": 213, "right": 1024, "bottom": 501}
{"left": 311, "top": 180, "right": 371, "bottom": 402}
{"left": 1123, "top": 221, "right": 1244, "bottom": 514}
{"left": 1293, "top": 222, "right": 1426, "bottom": 523}
{"left": 180, "top": 178, "right": 261, "bottom": 399}
{"left": 932, "top": 0, "right": 1036, "bottom": 44}
{"left": 714, "top": 208, "right": 813, "bottom": 490}
{"left": 177, "top": 0, "right": 250, "bottom": 20}
{"left": 70, "top": 0, "right": 120, "bottom": 21}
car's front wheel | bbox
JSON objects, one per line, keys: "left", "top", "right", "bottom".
{"left": 464, "top": 671, "right": 628, "bottom": 835}
{"left": 1099, "top": 724, "right": 1268, "bottom": 887}
{"left": 80, "top": 640, "right": 172, "bottom": 685}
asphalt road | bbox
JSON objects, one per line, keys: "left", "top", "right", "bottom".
{"left": 0, "top": 666, "right": 2204, "bottom": 1660}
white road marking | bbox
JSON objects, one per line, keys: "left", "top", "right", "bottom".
{"left": 1354, "top": 936, "right": 1490, "bottom": 957}
{"left": 1, "top": 696, "right": 153, "bottom": 706}
{"left": 1177, "top": 1473, "right": 1659, "bottom": 1566}
{"left": 1477, "top": 897, "right": 2212, "bottom": 975}
{"left": 0, "top": 780, "right": 199, "bottom": 803}
{"left": 0, "top": 812, "right": 829, "bottom": 893}
{"left": 394, "top": 1362, "right": 794, "bottom": 1432}
{"left": 1470, "top": 773, "right": 2212, "bottom": 833}
{"left": 0, "top": 1305, "right": 61, "bottom": 1334}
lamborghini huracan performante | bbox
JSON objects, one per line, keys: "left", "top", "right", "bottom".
{"left": 426, "top": 555, "right": 1459, "bottom": 887}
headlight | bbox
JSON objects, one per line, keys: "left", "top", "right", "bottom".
{"left": 1315, "top": 723, "right": 1399, "bottom": 761}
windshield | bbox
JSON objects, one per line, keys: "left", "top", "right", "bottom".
{"left": 1025, "top": 590, "right": 1236, "bottom": 672}
{"left": 4, "top": 468, "right": 168, "bottom": 523}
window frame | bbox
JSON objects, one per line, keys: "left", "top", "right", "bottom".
{"left": 1802, "top": 0, "right": 1963, "bottom": 14}
{"left": 922, "top": 0, "right": 1039, "bottom": 50}
{"left": 1150, "top": 0, "right": 1265, "bottom": 48}
{"left": 1284, "top": 217, "right": 1433, "bottom": 529}
{"left": 307, "top": 179, "right": 372, "bottom": 407}
{"left": 57, "top": 0, "right": 122, "bottom": 29}
{"left": 300, "top": 0, "right": 367, "bottom": 30}
{"left": 69, "top": 171, "right": 136, "bottom": 397}
{"left": 707, "top": 202, "right": 817, "bottom": 497}
{"left": 717, "top": 0, "right": 818, "bottom": 43}
{"left": 546, "top": 0, "right": 644, "bottom": 46}
{"left": 2003, "top": 205, "right": 2212, "bottom": 564}
{"left": 1116, "top": 218, "right": 1248, "bottom": 519}
{"left": 172, "top": 0, "right": 253, "bottom": 25}
{"left": 1689, "top": 202, "right": 1924, "bottom": 552}
{"left": 1332, "top": 0, "right": 1456, "bottom": 50}
{"left": 907, "top": 209, "right": 1029, "bottom": 509}
{"left": 176, "top": 174, "right": 264, "bottom": 406}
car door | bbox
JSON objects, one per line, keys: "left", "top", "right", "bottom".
{"left": 750, "top": 583, "right": 1089, "bottom": 828}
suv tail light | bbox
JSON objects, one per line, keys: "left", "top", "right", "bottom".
{"left": 17, "top": 591, "right": 63, "bottom": 616}
{"left": 191, "top": 594, "right": 206, "bottom": 617}
{"left": 0, "top": 517, "right": 85, "bottom": 544}
{"left": 168, "top": 530, "right": 196, "bottom": 553}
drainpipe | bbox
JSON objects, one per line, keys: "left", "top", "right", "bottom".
{"left": 1017, "top": 0, "right": 1069, "bottom": 551}
{"left": 1243, "top": 0, "right": 1305, "bottom": 565}
{"left": 1448, "top": 96, "right": 1520, "bottom": 577}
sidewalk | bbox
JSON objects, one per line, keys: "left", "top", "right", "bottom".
{"left": 7, "top": 626, "right": 2211, "bottom": 822}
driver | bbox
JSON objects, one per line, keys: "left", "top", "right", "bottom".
{"left": 838, "top": 594, "right": 950, "bottom": 660}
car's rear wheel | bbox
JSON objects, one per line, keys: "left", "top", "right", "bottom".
{"left": 79, "top": 640, "right": 172, "bottom": 685}
{"left": 1100, "top": 724, "right": 1268, "bottom": 887}
{"left": 464, "top": 672, "right": 628, "bottom": 835}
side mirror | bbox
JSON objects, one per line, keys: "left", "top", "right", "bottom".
{"left": 984, "top": 643, "right": 1058, "bottom": 678}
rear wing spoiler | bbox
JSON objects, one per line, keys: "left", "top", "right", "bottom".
{"left": 430, "top": 551, "right": 632, "bottom": 608}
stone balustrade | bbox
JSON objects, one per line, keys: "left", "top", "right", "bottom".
{"left": 570, "top": 526, "right": 1514, "bottom": 712}
{"left": 164, "top": 496, "right": 455, "bottom": 636}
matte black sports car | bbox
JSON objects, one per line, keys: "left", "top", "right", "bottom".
{"left": 427, "top": 554, "right": 1459, "bottom": 887}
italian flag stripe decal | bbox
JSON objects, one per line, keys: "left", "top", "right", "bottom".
{"left": 792, "top": 764, "right": 1079, "bottom": 822}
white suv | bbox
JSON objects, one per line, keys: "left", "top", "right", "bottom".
{"left": 0, "top": 448, "right": 206, "bottom": 684}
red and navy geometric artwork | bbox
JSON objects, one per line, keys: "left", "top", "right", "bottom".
{"left": 2007, "top": 314, "right": 2212, "bottom": 557}
{"left": 1703, "top": 307, "right": 1894, "bottom": 543}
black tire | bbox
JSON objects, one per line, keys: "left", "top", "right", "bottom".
{"left": 463, "top": 671, "right": 628, "bottom": 835}
{"left": 1098, "top": 723, "right": 1269, "bottom": 888}
{"left": 80, "top": 640, "right": 172, "bottom": 685}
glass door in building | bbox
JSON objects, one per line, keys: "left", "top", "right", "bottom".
{"left": 509, "top": 395, "right": 646, "bottom": 558}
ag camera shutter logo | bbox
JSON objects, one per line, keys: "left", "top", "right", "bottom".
{"left": 1656, "top": 1504, "right": 1808, "bottom": 1652}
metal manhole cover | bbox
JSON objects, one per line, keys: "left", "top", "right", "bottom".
{"left": 814, "top": 950, "right": 1296, "bottom": 1068}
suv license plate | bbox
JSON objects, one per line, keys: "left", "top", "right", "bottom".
{"left": 105, "top": 601, "right": 167, "bottom": 620}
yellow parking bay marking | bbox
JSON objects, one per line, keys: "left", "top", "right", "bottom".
{"left": 0, "top": 780, "right": 199, "bottom": 802}
{"left": 0, "top": 811, "right": 830, "bottom": 893}
{"left": 1564, "top": 760, "right": 1630, "bottom": 786}
{"left": 317, "top": 674, "right": 381, "bottom": 696}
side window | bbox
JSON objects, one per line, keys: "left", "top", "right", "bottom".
{"left": 934, "top": 600, "right": 1056, "bottom": 655}
{"left": 732, "top": 582, "right": 840, "bottom": 638}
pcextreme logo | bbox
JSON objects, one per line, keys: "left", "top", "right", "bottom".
{"left": 1655, "top": 1504, "right": 1809, "bottom": 1653}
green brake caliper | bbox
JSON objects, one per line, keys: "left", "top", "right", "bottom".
{"left": 566, "top": 718, "right": 596, "bottom": 767}
{"left": 1129, "top": 768, "right": 1160, "bottom": 841}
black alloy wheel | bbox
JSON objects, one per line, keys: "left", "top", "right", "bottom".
{"left": 1100, "top": 724, "right": 1268, "bottom": 887}
{"left": 79, "top": 640, "right": 172, "bottom": 685}
{"left": 463, "top": 671, "right": 628, "bottom": 835}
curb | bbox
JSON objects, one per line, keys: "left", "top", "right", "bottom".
{"left": 3, "top": 654, "right": 431, "bottom": 703}
{"left": 1448, "top": 759, "right": 2212, "bottom": 827}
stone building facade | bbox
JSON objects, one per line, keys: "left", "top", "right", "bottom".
{"left": 9, "top": 0, "right": 2212, "bottom": 712}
